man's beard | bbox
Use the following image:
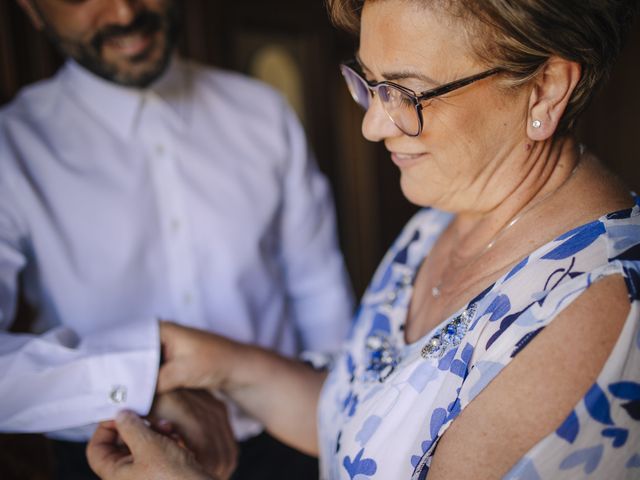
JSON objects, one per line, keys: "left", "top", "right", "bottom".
{"left": 40, "top": 3, "right": 181, "bottom": 88}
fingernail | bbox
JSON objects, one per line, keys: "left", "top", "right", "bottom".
{"left": 116, "top": 410, "right": 133, "bottom": 423}
{"left": 157, "top": 418, "right": 171, "bottom": 427}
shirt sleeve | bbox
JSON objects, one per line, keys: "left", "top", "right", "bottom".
{"left": 0, "top": 139, "right": 159, "bottom": 434}
{"left": 277, "top": 102, "right": 355, "bottom": 353}
{"left": 0, "top": 323, "right": 160, "bottom": 433}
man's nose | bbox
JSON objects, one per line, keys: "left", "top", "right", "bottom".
{"left": 100, "top": 0, "right": 139, "bottom": 26}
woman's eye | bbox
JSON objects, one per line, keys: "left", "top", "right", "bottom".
{"left": 399, "top": 94, "right": 415, "bottom": 107}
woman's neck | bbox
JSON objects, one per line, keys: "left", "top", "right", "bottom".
{"left": 446, "top": 136, "right": 581, "bottom": 266}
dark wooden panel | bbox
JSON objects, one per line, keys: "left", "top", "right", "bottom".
{"left": 576, "top": 16, "right": 640, "bottom": 190}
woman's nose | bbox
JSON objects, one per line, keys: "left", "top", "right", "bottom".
{"left": 361, "top": 96, "right": 403, "bottom": 142}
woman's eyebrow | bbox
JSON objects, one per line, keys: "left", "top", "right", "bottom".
{"left": 355, "top": 51, "right": 439, "bottom": 85}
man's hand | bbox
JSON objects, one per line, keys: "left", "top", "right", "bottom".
{"left": 149, "top": 389, "right": 238, "bottom": 480}
{"left": 87, "top": 411, "right": 212, "bottom": 480}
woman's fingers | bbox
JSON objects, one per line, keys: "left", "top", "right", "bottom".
{"left": 159, "top": 319, "right": 179, "bottom": 341}
{"left": 112, "top": 410, "right": 155, "bottom": 457}
{"left": 157, "top": 360, "right": 184, "bottom": 393}
{"left": 87, "top": 421, "right": 131, "bottom": 479}
{"left": 150, "top": 389, "right": 238, "bottom": 479}
{"left": 88, "top": 420, "right": 118, "bottom": 448}
{"left": 158, "top": 321, "right": 195, "bottom": 392}
{"left": 87, "top": 410, "right": 214, "bottom": 480}
{"left": 159, "top": 321, "right": 188, "bottom": 359}
{"left": 158, "top": 322, "right": 222, "bottom": 392}
{"left": 158, "top": 321, "right": 246, "bottom": 398}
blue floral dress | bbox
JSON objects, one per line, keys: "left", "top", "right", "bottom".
{"left": 317, "top": 200, "right": 640, "bottom": 479}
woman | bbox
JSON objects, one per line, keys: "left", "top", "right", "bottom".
{"left": 87, "top": 0, "right": 640, "bottom": 478}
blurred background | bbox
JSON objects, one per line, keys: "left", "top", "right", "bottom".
{"left": 0, "top": 0, "right": 638, "bottom": 477}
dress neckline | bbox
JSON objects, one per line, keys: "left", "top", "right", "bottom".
{"left": 397, "top": 200, "right": 639, "bottom": 350}
{"left": 360, "top": 200, "right": 637, "bottom": 383}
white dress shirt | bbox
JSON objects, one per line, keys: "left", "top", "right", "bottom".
{"left": 0, "top": 58, "right": 353, "bottom": 440}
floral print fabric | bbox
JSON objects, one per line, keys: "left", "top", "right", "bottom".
{"left": 318, "top": 200, "right": 640, "bottom": 479}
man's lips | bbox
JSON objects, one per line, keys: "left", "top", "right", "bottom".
{"left": 102, "top": 31, "right": 154, "bottom": 57}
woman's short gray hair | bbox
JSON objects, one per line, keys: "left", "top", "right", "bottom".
{"left": 327, "top": 0, "right": 639, "bottom": 135}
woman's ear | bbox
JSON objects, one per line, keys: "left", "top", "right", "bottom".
{"left": 526, "top": 57, "right": 581, "bottom": 141}
{"left": 17, "top": 0, "right": 45, "bottom": 30}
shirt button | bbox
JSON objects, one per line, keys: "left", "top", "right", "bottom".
{"left": 170, "top": 218, "right": 181, "bottom": 232}
{"left": 155, "top": 144, "right": 165, "bottom": 156}
{"left": 109, "top": 385, "right": 127, "bottom": 404}
{"left": 183, "top": 292, "right": 192, "bottom": 305}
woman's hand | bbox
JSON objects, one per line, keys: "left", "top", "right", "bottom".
{"left": 150, "top": 389, "right": 238, "bottom": 480}
{"left": 158, "top": 321, "right": 325, "bottom": 454}
{"left": 158, "top": 322, "right": 243, "bottom": 393}
{"left": 87, "top": 410, "right": 212, "bottom": 480}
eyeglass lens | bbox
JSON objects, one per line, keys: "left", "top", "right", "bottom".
{"left": 340, "top": 65, "right": 421, "bottom": 136}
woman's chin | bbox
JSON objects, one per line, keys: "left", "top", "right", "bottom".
{"left": 399, "top": 177, "right": 434, "bottom": 208}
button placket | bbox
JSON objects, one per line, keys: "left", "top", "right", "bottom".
{"left": 140, "top": 94, "right": 204, "bottom": 326}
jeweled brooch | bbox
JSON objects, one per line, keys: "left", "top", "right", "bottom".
{"left": 421, "top": 303, "right": 477, "bottom": 359}
{"left": 363, "top": 332, "right": 400, "bottom": 382}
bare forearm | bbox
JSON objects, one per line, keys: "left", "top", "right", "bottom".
{"left": 223, "top": 345, "right": 326, "bottom": 455}
{"left": 159, "top": 322, "right": 326, "bottom": 455}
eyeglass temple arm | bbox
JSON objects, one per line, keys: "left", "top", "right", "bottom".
{"left": 418, "top": 68, "right": 502, "bottom": 102}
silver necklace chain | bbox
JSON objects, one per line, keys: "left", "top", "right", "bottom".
{"left": 431, "top": 145, "right": 584, "bottom": 298}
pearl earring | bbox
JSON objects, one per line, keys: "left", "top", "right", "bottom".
{"left": 532, "top": 120, "right": 542, "bottom": 128}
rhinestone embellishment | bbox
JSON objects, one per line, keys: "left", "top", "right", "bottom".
{"left": 363, "top": 332, "right": 400, "bottom": 382}
{"left": 421, "top": 304, "right": 477, "bottom": 359}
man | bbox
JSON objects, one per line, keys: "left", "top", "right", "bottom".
{"left": 0, "top": 0, "right": 353, "bottom": 478}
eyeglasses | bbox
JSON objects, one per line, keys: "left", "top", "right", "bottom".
{"left": 340, "top": 60, "right": 502, "bottom": 136}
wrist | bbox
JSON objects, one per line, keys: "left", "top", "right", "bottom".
{"left": 220, "top": 341, "right": 267, "bottom": 394}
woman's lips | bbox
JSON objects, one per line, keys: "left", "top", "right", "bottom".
{"left": 390, "top": 152, "right": 427, "bottom": 168}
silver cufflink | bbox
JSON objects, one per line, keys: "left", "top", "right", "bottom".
{"left": 109, "top": 385, "right": 127, "bottom": 404}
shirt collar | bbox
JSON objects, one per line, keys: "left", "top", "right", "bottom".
{"left": 60, "top": 55, "right": 187, "bottom": 139}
